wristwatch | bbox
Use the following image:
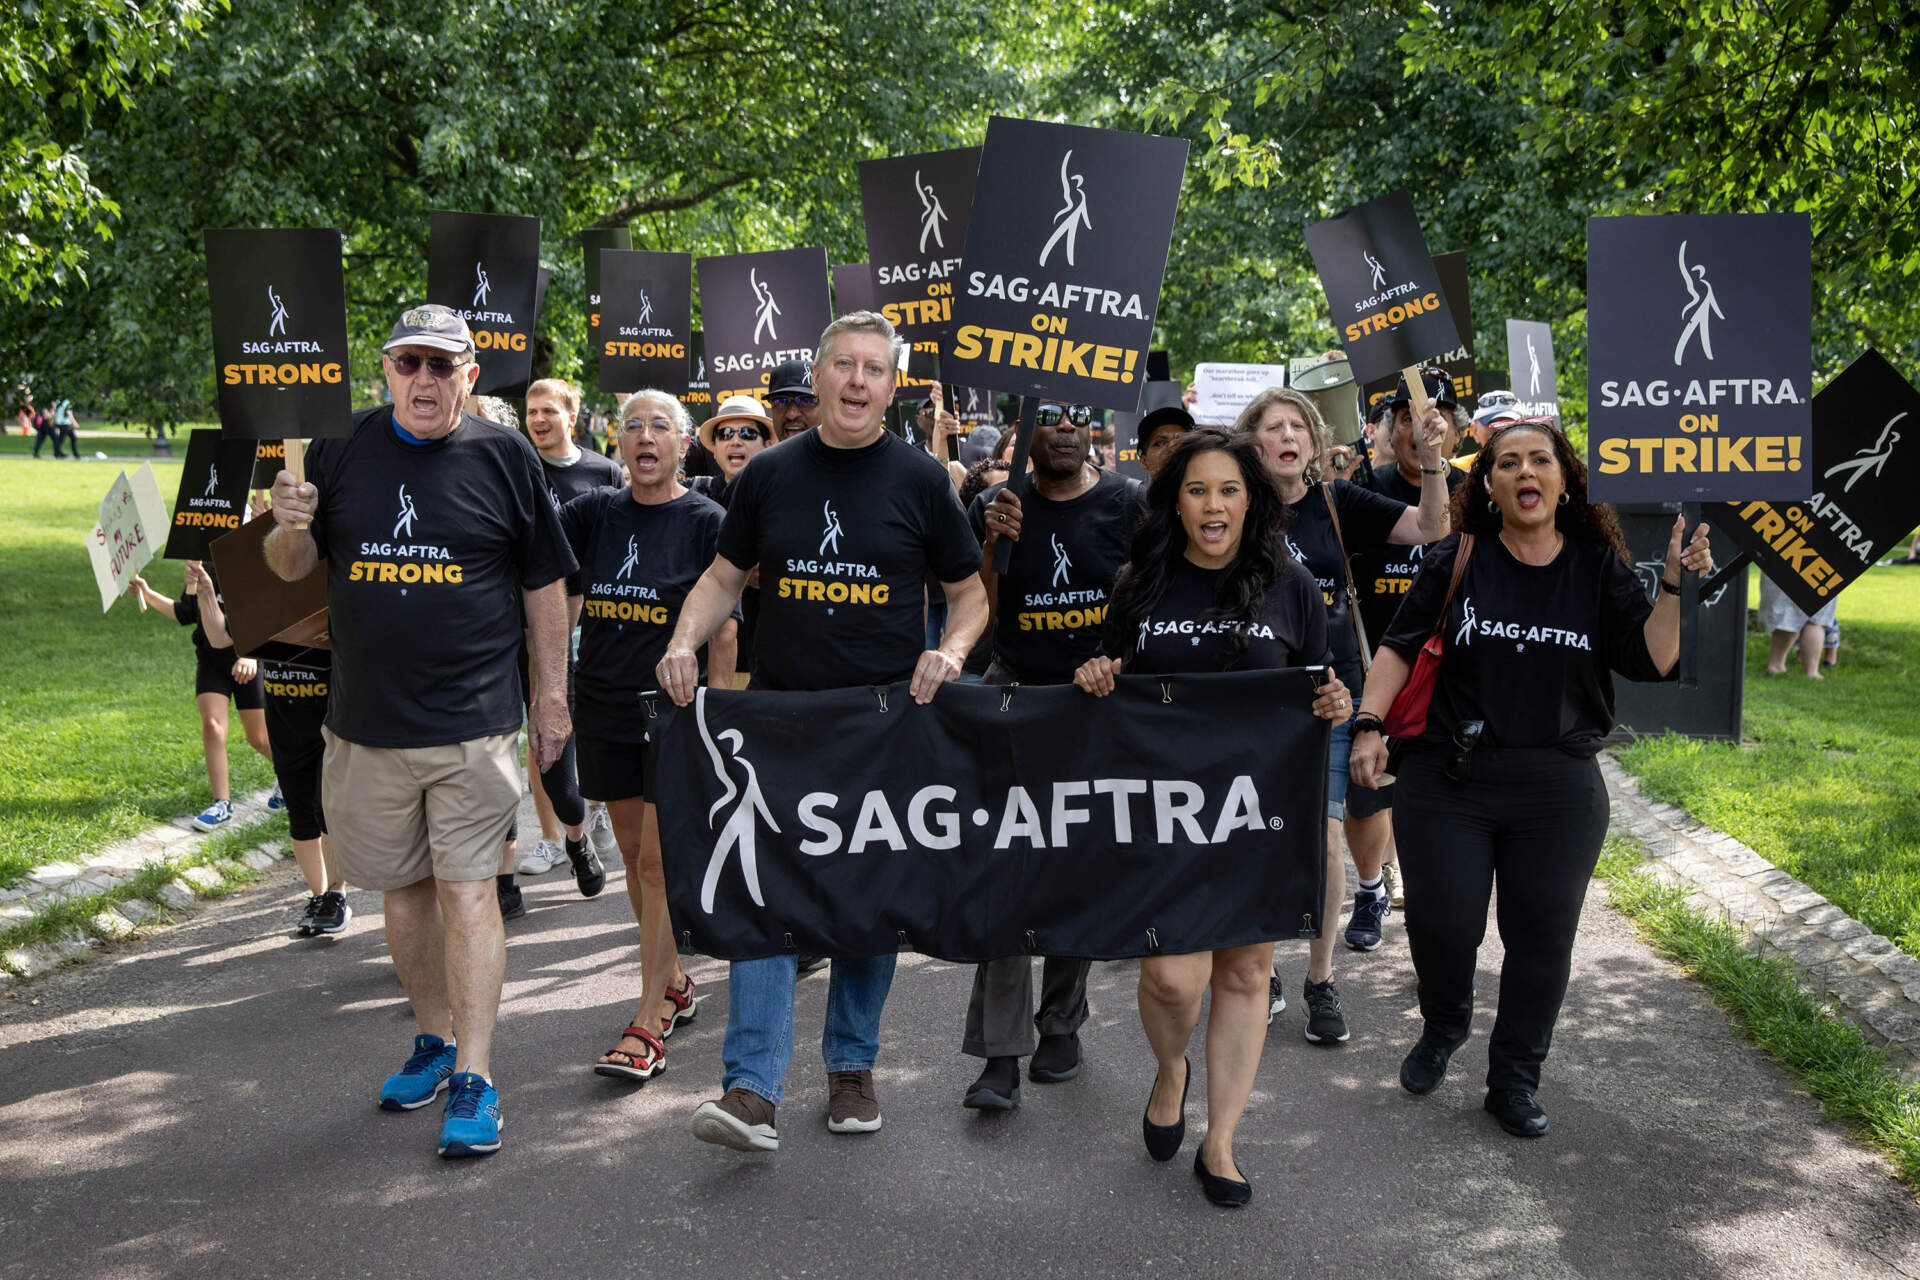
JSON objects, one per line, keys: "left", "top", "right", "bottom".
{"left": 1420, "top": 465, "right": 1447, "bottom": 475}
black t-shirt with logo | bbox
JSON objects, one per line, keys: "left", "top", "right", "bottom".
{"left": 1351, "top": 465, "right": 1464, "bottom": 646}
{"left": 261, "top": 660, "right": 329, "bottom": 742}
{"left": 967, "top": 470, "right": 1143, "bottom": 684}
{"left": 1379, "top": 533, "right": 1667, "bottom": 756}
{"left": 1285, "top": 479, "right": 1406, "bottom": 693}
{"left": 560, "top": 486, "right": 729, "bottom": 742}
{"left": 305, "top": 406, "right": 576, "bottom": 749}
{"left": 715, "top": 429, "right": 980, "bottom": 692}
{"left": 539, "top": 447, "right": 624, "bottom": 595}
{"left": 1123, "top": 556, "right": 1331, "bottom": 675}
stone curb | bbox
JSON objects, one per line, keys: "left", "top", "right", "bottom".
{"left": 1601, "top": 754, "right": 1920, "bottom": 1075}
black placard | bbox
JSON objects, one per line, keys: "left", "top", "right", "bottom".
{"left": 251, "top": 439, "right": 287, "bottom": 488}
{"left": 831, "top": 262, "right": 877, "bottom": 318}
{"left": 859, "top": 147, "right": 981, "bottom": 400}
{"left": 1361, "top": 249, "right": 1477, "bottom": 415}
{"left": 1586, "top": 212, "right": 1811, "bottom": 502}
{"left": 595, "top": 249, "right": 691, "bottom": 395}
{"left": 696, "top": 247, "right": 832, "bottom": 402}
{"left": 164, "top": 429, "right": 257, "bottom": 559}
{"left": 581, "top": 225, "right": 633, "bottom": 390}
{"left": 683, "top": 331, "right": 714, "bottom": 420}
{"left": 203, "top": 228, "right": 353, "bottom": 440}
{"left": 1304, "top": 190, "right": 1462, "bottom": 390}
{"left": 1507, "top": 318, "right": 1561, "bottom": 424}
{"left": 653, "top": 670, "right": 1327, "bottom": 961}
{"left": 1705, "top": 351, "right": 1920, "bottom": 614}
{"left": 944, "top": 117, "right": 1187, "bottom": 413}
{"left": 427, "top": 210, "right": 542, "bottom": 396}
{"left": 1111, "top": 379, "right": 1183, "bottom": 481}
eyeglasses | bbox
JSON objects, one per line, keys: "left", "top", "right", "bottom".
{"left": 714, "top": 424, "right": 763, "bottom": 443}
{"left": 769, "top": 393, "right": 818, "bottom": 409}
{"left": 1445, "top": 719, "right": 1485, "bottom": 783}
{"left": 622, "top": 417, "right": 675, "bottom": 433}
{"left": 1035, "top": 403, "right": 1093, "bottom": 429}
{"left": 386, "top": 352, "right": 471, "bottom": 379}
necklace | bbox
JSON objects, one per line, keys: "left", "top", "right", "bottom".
{"left": 1499, "top": 528, "right": 1564, "bottom": 566}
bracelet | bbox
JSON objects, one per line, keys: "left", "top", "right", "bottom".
{"left": 1350, "top": 713, "right": 1384, "bottom": 736}
{"left": 1659, "top": 577, "right": 1682, "bottom": 596}
{"left": 1420, "top": 465, "right": 1448, "bottom": 475}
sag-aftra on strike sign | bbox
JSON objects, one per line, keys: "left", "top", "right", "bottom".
{"left": 1587, "top": 213, "right": 1811, "bottom": 502}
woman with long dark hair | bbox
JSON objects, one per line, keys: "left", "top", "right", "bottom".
{"left": 1075, "top": 428, "right": 1350, "bottom": 1206}
{"left": 1350, "top": 420, "right": 1712, "bottom": 1138}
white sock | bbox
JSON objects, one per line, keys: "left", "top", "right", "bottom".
{"left": 1358, "top": 874, "right": 1386, "bottom": 901}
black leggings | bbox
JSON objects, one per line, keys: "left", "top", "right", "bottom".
{"left": 1393, "top": 745, "right": 1610, "bottom": 1093}
{"left": 518, "top": 651, "right": 585, "bottom": 828}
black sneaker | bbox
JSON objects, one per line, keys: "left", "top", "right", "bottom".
{"left": 566, "top": 835, "right": 606, "bottom": 898}
{"left": 1399, "top": 1034, "right": 1453, "bottom": 1095}
{"left": 498, "top": 880, "right": 526, "bottom": 922}
{"left": 1029, "top": 1032, "right": 1082, "bottom": 1083}
{"left": 312, "top": 889, "right": 351, "bottom": 935}
{"left": 1485, "top": 1089, "right": 1549, "bottom": 1137}
{"left": 962, "top": 1056, "right": 1020, "bottom": 1111}
{"left": 1267, "top": 974, "right": 1287, "bottom": 1025}
{"left": 295, "top": 894, "right": 327, "bottom": 937}
{"left": 1344, "top": 892, "right": 1390, "bottom": 951}
{"left": 1302, "top": 978, "right": 1350, "bottom": 1044}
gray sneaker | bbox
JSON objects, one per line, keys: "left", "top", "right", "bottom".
{"left": 584, "top": 803, "right": 619, "bottom": 859}
{"left": 516, "top": 839, "right": 564, "bottom": 875}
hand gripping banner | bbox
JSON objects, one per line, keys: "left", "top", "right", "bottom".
{"left": 650, "top": 669, "right": 1329, "bottom": 962}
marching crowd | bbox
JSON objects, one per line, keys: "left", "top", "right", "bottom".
{"left": 134, "top": 302, "right": 1715, "bottom": 1207}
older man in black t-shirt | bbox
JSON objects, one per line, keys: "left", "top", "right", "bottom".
{"left": 657, "top": 311, "right": 987, "bottom": 1154}
{"left": 960, "top": 400, "right": 1143, "bottom": 1110}
{"left": 266, "top": 304, "right": 576, "bottom": 1161}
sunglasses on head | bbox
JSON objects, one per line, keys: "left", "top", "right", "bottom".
{"left": 1035, "top": 403, "right": 1093, "bottom": 428}
{"left": 714, "top": 424, "right": 763, "bottom": 443}
{"left": 769, "top": 393, "right": 818, "bottom": 409}
{"left": 386, "top": 352, "right": 471, "bottom": 379}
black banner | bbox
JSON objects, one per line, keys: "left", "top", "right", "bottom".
{"left": 164, "top": 430, "right": 256, "bottom": 559}
{"left": 596, "top": 249, "right": 691, "bottom": 395}
{"left": 1360, "top": 250, "right": 1476, "bottom": 416}
{"left": 945, "top": 117, "right": 1187, "bottom": 413}
{"left": 1706, "top": 350, "right": 1920, "bottom": 615}
{"left": 204, "top": 228, "right": 353, "bottom": 440}
{"left": 696, "top": 247, "right": 832, "bottom": 403}
{"left": 582, "top": 225, "right": 633, "bottom": 392}
{"left": 859, "top": 147, "right": 980, "bottom": 401}
{"left": 651, "top": 670, "right": 1329, "bottom": 962}
{"left": 427, "top": 210, "right": 542, "bottom": 396}
{"left": 1506, "top": 318, "right": 1560, "bottom": 424}
{"left": 1586, "top": 212, "right": 1811, "bottom": 502}
{"left": 1305, "top": 190, "right": 1462, "bottom": 390}
{"left": 832, "top": 262, "right": 878, "bottom": 317}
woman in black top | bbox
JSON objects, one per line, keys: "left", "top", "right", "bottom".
{"left": 1075, "top": 429, "right": 1349, "bottom": 1207}
{"left": 1350, "top": 419, "right": 1713, "bottom": 1138}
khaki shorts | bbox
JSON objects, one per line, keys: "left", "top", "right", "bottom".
{"left": 321, "top": 728, "right": 520, "bottom": 890}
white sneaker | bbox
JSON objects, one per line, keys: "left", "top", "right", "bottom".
{"left": 584, "top": 803, "right": 618, "bottom": 859}
{"left": 517, "top": 839, "right": 564, "bottom": 875}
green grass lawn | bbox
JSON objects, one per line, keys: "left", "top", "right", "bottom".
{"left": 1616, "top": 563, "right": 1920, "bottom": 954}
{"left": 0, "top": 422, "right": 218, "bottom": 459}
{"left": 0, "top": 457, "right": 276, "bottom": 887}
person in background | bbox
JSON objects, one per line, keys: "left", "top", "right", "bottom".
{"left": 959, "top": 424, "right": 1002, "bottom": 468}
{"left": 53, "top": 396, "right": 79, "bottom": 458}
{"left": 766, "top": 360, "right": 820, "bottom": 444}
{"left": 1759, "top": 571, "right": 1837, "bottom": 679}
{"left": 1135, "top": 406, "right": 1195, "bottom": 482}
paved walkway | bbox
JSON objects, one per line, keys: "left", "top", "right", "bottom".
{"left": 5, "top": 828, "right": 1918, "bottom": 1279}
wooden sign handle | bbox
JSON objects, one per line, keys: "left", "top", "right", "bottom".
{"left": 284, "top": 437, "right": 309, "bottom": 531}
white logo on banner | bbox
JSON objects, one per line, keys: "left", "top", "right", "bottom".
{"left": 1823, "top": 411, "right": 1905, "bottom": 493}
{"left": 1455, "top": 596, "right": 1477, "bottom": 645}
{"left": 819, "top": 500, "right": 844, "bottom": 556}
{"left": 696, "top": 688, "right": 780, "bottom": 912}
{"left": 1527, "top": 334, "right": 1542, "bottom": 396}
{"left": 751, "top": 268, "right": 781, "bottom": 344}
{"left": 637, "top": 290, "right": 653, "bottom": 327}
{"left": 1365, "top": 251, "right": 1386, "bottom": 291}
{"left": 1673, "top": 240, "right": 1723, "bottom": 365}
{"left": 267, "top": 285, "right": 289, "bottom": 337}
{"left": 204, "top": 464, "right": 219, "bottom": 497}
{"left": 1038, "top": 151, "right": 1092, "bottom": 269}
{"left": 916, "top": 169, "right": 948, "bottom": 254}
{"left": 393, "top": 483, "right": 418, "bottom": 539}
{"left": 1051, "top": 533, "right": 1073, "bottom": 588}
{"left": 472, "top": 263, "right": 491, "bottom": 308}
{"left": 618, "top": 534, "right": 640, "bottom": 580}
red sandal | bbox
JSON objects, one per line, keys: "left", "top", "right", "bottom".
{"left": 660, "top": 974, "right": 700, "bottom": 1040}
{"left": 593, "top": 1025, "right": 665, "bottom": 1082}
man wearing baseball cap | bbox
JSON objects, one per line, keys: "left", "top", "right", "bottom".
{"left": 265, "top": 302, "right": 577, "bottom": 1160}
{"left": 765, "top": 359, "right": 818, "bottom": 443}
{"left": 1133, "top": 405, "right": 1194, "bottom": 480}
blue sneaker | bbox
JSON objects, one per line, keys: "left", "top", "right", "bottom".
{"left": 1344, "top": 892, "right": 1391, "bottom": 951}
{"left": 266, "top": 782, "right": 285, "bottom": 812}
{"left": 438, "top": 1072, "right": 502, "bottom": 1158}
{"left": 191, "top": 799, "right": 233, "bottom": 833}
{"left": 378, "top": 1034, "right": 457, "bottom": 1111}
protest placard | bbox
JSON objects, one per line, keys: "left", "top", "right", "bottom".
{"left": 595, "top": 250, "right": 691, "bottom": 395}
{"left": 1192, "top": 362, "right": 1288, "bottom": 426}
{"left": 683, "top": 331, "right": 714, "bottom": 420}
{"left": 832, "top": 262, "right": 878, "bottom": 317}
{"left": 88, "top": 465, "right": 166, "bottom": 611}
{"left": 1304, "top": 191, "right": 1462, "bottom": 402}
{"left": 944, "top": 117, "right": 1187, "bottom": 413}
{"left": 209, "top": 513, "right": 329, "bottom": 662}
{"left": 427, "top": 210, "right": 542, "bottom": 396}
{"left": 696, "top": 248, "right": 832, "bottom": 402}
{"left": 581, "top": 226, "right": 633, "bottom": 391}
{"left": 1586, "top": 212, "right": 1811, "bottom": 502}
{"left": 165, "top": 430, "right": 257, "bottom": 559}
{"left": 1507, "top": 318, "right": 1560, "bottom": 424}
{"left": 204, "top": 228, "right": 353, "bottom": 441}
{"left": 860, "top": 147, "right": 980, "bottom": 400}
{"left": 1361, "top": 250, "right": 1476, "bottom": 415}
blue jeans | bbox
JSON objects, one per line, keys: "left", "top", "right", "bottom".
{"left": 721, "top": 953, "right": 897, "bottom": 1104}
{"left": 1327, "top": 717, "right": 1351, "bottom": 821}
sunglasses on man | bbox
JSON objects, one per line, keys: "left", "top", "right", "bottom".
{"left": 385, "top": 352, "right": 472, "bottom": 379}
{"left": 1035, "top": 403, "right": 1093, "bottom": 429}
{"left": 713, "top": 424, "right": 764, "bottom": 443}
{"left": 769, "top": 393, "right": 818, "bottom": 410}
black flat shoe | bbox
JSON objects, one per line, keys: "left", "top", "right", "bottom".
{"left": 1193, "top": 1148, "right": 1252, "bottom": 1207}
{"left": 962, "top": 1056, "right": 1021, "bottom": 1111}
{"left": 1141, "top": 1056, "right": 1189, "bottom": 1161}
{"left": 1484, "top": 1088, "right": 1550, "bottom": 1137}
{"left": 1399, "top": 1034, "right": 1455, "bottom": 1096}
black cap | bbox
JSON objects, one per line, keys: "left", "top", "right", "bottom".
{"left": 768, "top": 360, "right": 812, "bottom": 396}
{"left": 1386, "top": 368, "right": 1457, "bottom": 410}
{"left": 1136, "top": 405, "right": 1194, "bottom": 447}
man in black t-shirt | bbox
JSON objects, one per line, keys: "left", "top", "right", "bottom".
{"left": 658, "top": 311, "right": 987, "bottom": 1154}
{"left": 958, "top": 400, "right": 1143, "bottom": 1110}
{"left": 266, "top": 303, "right": 577, "bottom": 1161}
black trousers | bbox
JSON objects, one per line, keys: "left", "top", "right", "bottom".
{"left": 1393, "top": 745, "right": 1610, "bottom": 1093}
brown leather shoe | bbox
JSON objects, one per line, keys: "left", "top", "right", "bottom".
{"left": 690, "top": 1087, "right": 778, "bottom": 1152}
{"left": 825, "top": 1070, "right": 882, "bottom": 1134}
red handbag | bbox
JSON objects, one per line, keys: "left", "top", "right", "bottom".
{"left": 1381, "top": 534, "right": 1474, "bottom": 739}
